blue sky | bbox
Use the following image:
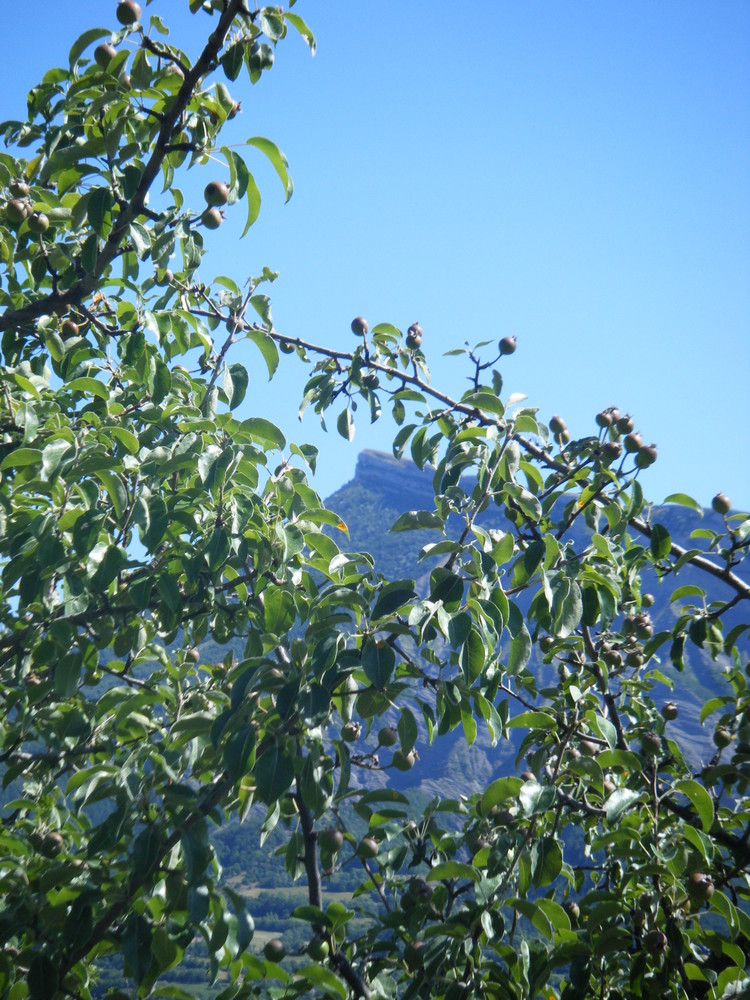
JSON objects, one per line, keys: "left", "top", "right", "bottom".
{"left": 1, "top": 2, "right": 748, "bottom": 507}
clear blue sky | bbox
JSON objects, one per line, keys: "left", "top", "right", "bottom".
{"left": 1, "top": 2, "right": 748, "bottom": 507}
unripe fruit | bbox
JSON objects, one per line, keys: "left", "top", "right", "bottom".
{"left": 5, "top": 198, "right": 29, "bottom": 224}
{"left": 360, "top": 370, "right": 379, "bottom": 389}
{"left": 358, "top": 836, "right": 379, "bottom": 859}
{"left": 564, "top": 900, "right": 580, "bottom": 923}
{"left": 642, "top": 592, "right": 655, "bottom": 608}
{"left": 307, "top": 937, "right": 329, "bottom": 961}
{"left": 27, "top": 211, "right": 50, "bottom": 233}
{"left": 341, "top": 721, "right": 360, "bottom": 743}
{"left": 595, "top": 410, "right": 613, "bottom": 428}
{"left": 615, "top": 413, "right": 634, "bottom": 434}
{"left": 493, "top": 808, "right": 515, "bottom": 826}
{"left": 714, "top": 727, "right": 732, "bottom": 749}
{"left": 9, "top": 179, "right": 30, "bottom": 198}
{"left": 279, "top": 339, "right": 296, "bottom": 354}
{"left": 156, "top": 268, "right": 173, "bottom": 286}
{"left": 499, "top": 335, "right": 517, "bottom": 356}
{"left": 392, "top": 749, "right": 416, "bottom": 771}
{"left": 378, "top": 726, "right": 398, "bottom": 747}
{"left": 549, "top": 415, "right": 567, "bottom": 435}
{"left": 263, "top": 938, "right": 286, "bottom": 962}
{"left": 40, "top": 831, "right": 64, "bottom": 857}
{"left": 712, "top": 493, "right": 731, "bottom": 515}
{"left": 641, "top": 731, "right": 662, "bottom": 756}
{"left": 635, "top": 444, "right": 658, "bottom": 468}
{"left": 201, "top": 207, "right": 223, "bottom": 229}
{"left": 406, "top": 323, "right": 422, "bottom": 349}
{"left": 351, "top": 316, "right": 369, "bottom": 336}
{"left": 404, "top": 940, "right": 425, "bottom": 970}
{"left": 319, "top": 828, "right": 344, "bottom": 853}
{"left": 626, "top": 650, "right": 644, "bottom": 668}
{"left": 624, "top": 432, "right": 643, "bottom": 454}
{"left": 579, "top": 741, "right": 598, "bottom": 758}
{"left": 661, "top": 702, "right": 678, "bottom": 721}
{"left": 645, "top": 929, "right": 667, "bottom": 954}
{"left": 95, "top": 43, "right": 118, "bottom": 68}
{"left": 185, "top": 647, "right": 200, "bottom": 663}
{"left": 539, "top": 636, "right": 554, "bottom": 653}
{"left": 60, "top": 319, "right": 80, "bottom": 339}
{"left": 204, "top": 180, "right": 229, "bottom": 207}
{"left": 116, "top": 1, "right": 142, "bottom": 25}
{"left": 687, "top": 872, "right": 714, "bottom": 902}
{"left": 602, "top": 441, "right": 622, "bottom": 463}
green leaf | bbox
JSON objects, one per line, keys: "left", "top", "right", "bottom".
{"left": 226, "top": 363, "right": 249, "bottom": 408}
{"left": 426, "top": 861, "right": 479, "bottom": 882}
{"left": 372, "top": 580, "right": 416, "bottom": 618}
{"left": 362, "top": 639, "right": 395, "bottom": 688}
{"left": 508, "top": 711, "right": 557, "bottom": 730}
{"left": 674, "top": 779, "right": 714, "bottom": 832}
{"left": 663, "top": 492, "right": 704, "bottom": 515}
{"left": 649, "top": 523, "right": 672, "bottom": 560}
{"left": 285, "top": 11, "right": 317, "bottom": 54}
{"left": 255, "top": 744, "right": 295, "bottom": 804}
{"left": 398, "top": 707, "right": 418, "bottom": 754}
{"left": 389, "top": 510, "right": 444, "bottom": 532}
{"left": 240, "top": 417, "right": 286, "bottom": 450}
{"left": 337, "top": 407, "right": 354, "bottom": 441}
{"left": 246, "top": 330, "right": 278, "bottom": 379}
{"left": 519, "top": 781, "right": 556, "bottom": 817}
{"left": 460, "top": 627, "right": 485, "bottom": 684}
{"left": 605, "top": 788, "right": 644, "bottom": 824}
{"left": 247, "top": 136, "right": 293, "bottom": 202}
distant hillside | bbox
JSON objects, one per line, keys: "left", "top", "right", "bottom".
{"left": 326, "top": 449, "right": 748, "bottom": 789}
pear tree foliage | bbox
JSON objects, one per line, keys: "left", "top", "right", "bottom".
{"left": 0, "top": 3, "right": 749, "bottom": 998}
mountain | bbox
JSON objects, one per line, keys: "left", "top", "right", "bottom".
{"left": 325, "top": 449, "right": 748, "bottom": 788}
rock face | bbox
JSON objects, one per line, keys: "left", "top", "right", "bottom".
{"left": 326, "top": 449, "right": 749, "bottom": 787}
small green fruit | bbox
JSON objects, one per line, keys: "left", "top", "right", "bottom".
{"left": 5, "top": 198, "right": 29, "bottom": 224}
{"left": 351, "top": 316, "right": 369, "bottom": 336}
{"left": 549, "top": 415, "right": 567, "bottom": 436}
{"left": 661, "top": 702, "right": 678, "bottom": 721}
{"left": 641, "top": 592, "right": 655, "bottom": 607}
{"left": 714, "top": 727, "right": 732, "bottom": 749}
{"left": 185, "top": 647, "right": 200, "bottom": 664}
{"left": 358, "top": 836, "right": 379, "bottom": 859}
{"left": 405, "top": 323, "right": 422, "bottom": 349}
{"left": 204, "top": 180, "right": 230, "bottom": 207}
{"left": 319, "top": 828, "right": 344, "bottom": 853}
{"left": 499, "top": 335, "right": 517, "bottom": 356}
{"left": 307, "top": 937, "right": 329, "bottom": 961}
{"left": 341, "top": 721, "right": 360, "bottom": 743}
{"left": 595, "top": 409, "right": 613, "bottom": 428}
{"left": 712, "top": 493, "right": 731, "bottom": 515}
{"left": 116, "top": 1, "right": 142, "bottom": 25}
{"left": 60, "top": 319, "right": 80, "bottom": 339}
{"left": 645, "top": 929, "right": 667, "bottom": 954}
{"left": 27, "top": 211, "right": 50, "bottom": 233}
{"left": 579, "top": 741, "right": 599, "bottom": 758}
{"left": 201, "top": 207, "right": 223, "bottom": 229}
{"left": 687, "top": 872, "right": 714, "bottom": 902}
{"left": 263, "top": 938, "right": 286, "bottom": 962}
{"left": 602, "top": 441, "right": 622, "bottom": 463}
{"left": 279, "top": 339, "right": 296, "bottom": 354}
{"left": 641, "top": 731, "right": 662, "bottom": 756}
{"left": 95, "top": 43, "right": 118, "bottom": 68}
{"left": 624, "top": 431, "right": 643, "bottom": 454}
{"left": 615, "top": 413, "right": 634, "bottom": 434}
{"left": 635, "top": 443, "right": 658, "bottom": 468}
{"left": 404, "top": 940, "right": 425, "bottom": 971}
{"left": 392, "top": 749, "right": 416, "bottom": 771}
{"left": 377, "top": 726, "right": 398, "bottom": 747}
{"left": 9, "top": 179, "right": 30, "bottom": 198}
